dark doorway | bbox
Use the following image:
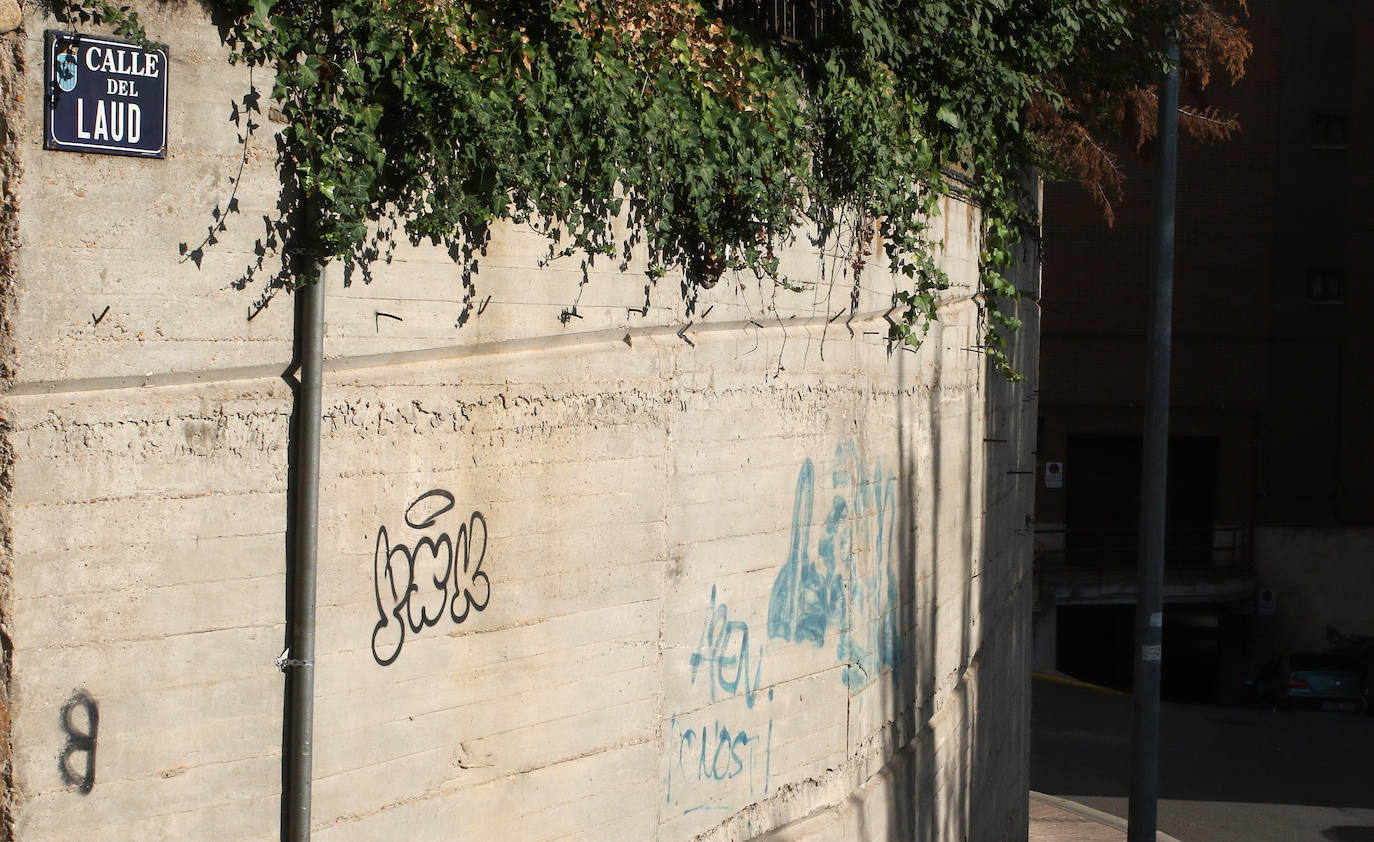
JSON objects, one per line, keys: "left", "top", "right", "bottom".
{"left": 1057, "top": 602, "right": 1246, "bottom": 704}
{"left": 1057, "top": 604, "right": 1135, "bottom": 693}
{"left": 1065, "top": 434, "right": 1220, "bottom": 570}
{"left": 1161, "top": 607, "right": 1222, "bottom": 704}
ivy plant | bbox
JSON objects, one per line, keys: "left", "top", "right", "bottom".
{"left": 66, "top": 0, "right": 1250, "bottom": 377}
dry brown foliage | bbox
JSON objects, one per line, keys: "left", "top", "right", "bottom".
{"left": 1033, "top": 0, "right": 1252, "bottom": 223}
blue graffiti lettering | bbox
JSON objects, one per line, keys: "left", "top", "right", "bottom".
{"left": 670, "top": 588, "right": 777, "bottom": 815}
{"left": 666, "top": 713, "right": 773, "bottom": 808}
{"left": 767, "top": 441, "right": 900, "bottom": 688}
{"left": 690, "top": 586, "right": 766, "bottom": 708}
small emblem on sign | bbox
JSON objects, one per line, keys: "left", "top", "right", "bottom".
{"left": 55, "top": 47, "right": 78, "bottom": 92}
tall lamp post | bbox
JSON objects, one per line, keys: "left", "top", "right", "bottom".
{"left": 1127, "top": 14, "right": 1180, "bottom": 842}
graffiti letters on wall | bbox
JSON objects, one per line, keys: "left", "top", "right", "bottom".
{"left": 666, "top": 715, "right": 773, "bottom": 813}
{"left": 768, "top": 441, "right": 900, "bottom": 688}
{"left": 59, "top": 690, "right": 98, "bottom": 795}
{"left": 372, "top": 490, "right": 490, "bottom": 666}
{"left": 690, "top": 586, "right": 766, "bottom": 709}
{"left": 668, "top": 587, "right": 774, "bottom": 814}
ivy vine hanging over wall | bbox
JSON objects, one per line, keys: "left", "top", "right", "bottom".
{"left": 67, "top": 0, "right": 1250, "bottom": 376}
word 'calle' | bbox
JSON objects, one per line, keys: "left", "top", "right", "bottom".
{"left": 372, "top": 490, "right": 490, "bottom": 666}
{"left": 83, "top": 46, "right": 161, "bottom": 78}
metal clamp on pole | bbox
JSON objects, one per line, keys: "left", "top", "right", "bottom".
{"left": 275, "top": 648, "right": 315, "bottom": 672}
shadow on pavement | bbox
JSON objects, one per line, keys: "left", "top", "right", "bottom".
{"left": 1032, "top": 677, "right": 1374, "bottom": 811}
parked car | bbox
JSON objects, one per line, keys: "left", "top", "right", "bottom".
{"left": 1244, "top": 653, "right": 1368, "bottom": 713}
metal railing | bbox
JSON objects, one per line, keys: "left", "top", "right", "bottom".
{"left": 1034, "top": 525, "right": 1251, "bottom": 574}
{"left": 713, "top": 0, "right": 828, "bottom": 44}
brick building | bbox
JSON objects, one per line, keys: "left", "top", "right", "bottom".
{"left": 1033, "top": 0, "right": 1374, "bottom": 701}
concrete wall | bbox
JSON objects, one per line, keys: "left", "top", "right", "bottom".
{"left": 1252, "top": 527, "right": 1374, "bottom": 655}
{"left": 0, "top": 4, "right": 1037, "bottom": 840}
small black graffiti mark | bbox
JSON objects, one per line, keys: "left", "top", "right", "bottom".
{"left": 92, "top": 306, "right": 110, "bottom": 326}
{"left": 59, "top": 690, "right": 98, "bottom": 795}
{"left": 372, "top": 490, "right": 490, "bottom": 666}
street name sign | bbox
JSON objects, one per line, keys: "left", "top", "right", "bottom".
{"left": 44, "top": 31, "right": 168, "bottom": 158}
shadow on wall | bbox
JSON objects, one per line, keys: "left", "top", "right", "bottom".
{"left": 752, "top": 351, "right": 939, "bottom": 841}
{"left": 862, "top": 235, "right": 1037, "bottom": 841}
{"left": 861, "top": 342, "right": 936, "bottom": 842}
{"left": 818, "top": 342, "right": 931, "bottom": 842}
{"left": 969, "top": 261, "right": 1037, "bottom": 841}
{"left": 853, "top": 334, "right": 957, "bottom": 840}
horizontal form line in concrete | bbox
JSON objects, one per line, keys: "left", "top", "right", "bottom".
{"left": 1, "top": 298, "right": 975, "bottom": 398}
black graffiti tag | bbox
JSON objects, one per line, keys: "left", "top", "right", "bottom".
{"left": 372, "top": 490, "right": 490, "bottom": 666}
{"left": 59, "top": 690, "right": 98, "bottom": 795}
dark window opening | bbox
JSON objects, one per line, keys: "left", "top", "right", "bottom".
{"left": 1063, "top": 434, "right": 1220, "bottom": 570}
{"left": 1312, "top": 113, "right": 1348, "bottom": 149}
{"left": 1307, "top": 267, "right": 1344, "bottom": 301}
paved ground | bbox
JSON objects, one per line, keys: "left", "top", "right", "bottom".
{"left": 1031, "top": 675, "right": 1374, "bottom": 842}
{"left": 1030, "top": 791, "right": 1182, "bottom": 842}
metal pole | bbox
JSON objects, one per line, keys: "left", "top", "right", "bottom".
{"left": 1127, "top": 20, "right": 1179, "bottom": 842}
{"left": 286, "top": 264, "right": 325, "bottom": 842}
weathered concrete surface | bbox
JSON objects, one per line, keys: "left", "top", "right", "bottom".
{"left": 0, "top": 4, "right": 1038, "bottom": 841}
